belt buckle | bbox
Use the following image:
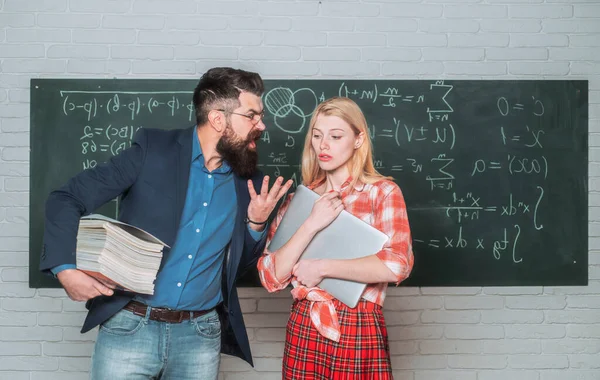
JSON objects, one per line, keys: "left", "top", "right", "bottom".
{"left": 161, "top": 308, "right": 184, "bottom": 323}
{"left": 148, "top": 306, "right": 188, "bottom": 323}
{"left": 153, "top": 308, "right": 170, "bottom": 323}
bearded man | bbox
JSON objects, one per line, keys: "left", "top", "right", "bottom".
{"left": 40, "top": 67, "right": 293, "bottom": 380}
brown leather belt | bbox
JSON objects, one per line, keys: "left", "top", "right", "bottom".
{"left": 123, "top": 300, "right": 214, "bottom": 323}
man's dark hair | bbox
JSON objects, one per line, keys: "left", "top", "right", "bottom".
{"left": 193, "top": 67, "right": 264, "bottom": 125}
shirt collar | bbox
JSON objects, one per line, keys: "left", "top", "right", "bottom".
{"left": 192, "top": 128, "right": 202, "bottom": 162}
{"left": 192, "top": 129, "right": 232, "bottom": 174}
{"left": 307, "top": 176, "right": 365, "bottom": 195}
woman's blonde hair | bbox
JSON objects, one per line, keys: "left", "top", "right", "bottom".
{"left": 301, "top": 97, "right": 391, "bottom": 189}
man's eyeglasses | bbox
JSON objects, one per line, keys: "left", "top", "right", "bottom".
{"left": 217, "top": 109, "right": 265, "bottom": 125}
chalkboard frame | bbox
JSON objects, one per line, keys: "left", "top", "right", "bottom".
{"left": 29, "top": 78, "right": 589, "bottom": 289}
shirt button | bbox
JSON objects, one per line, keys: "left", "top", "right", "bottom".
{"left": 188, "top": 255, "right": 192, "bottom": 259}
{"left": 208, "top": 174, "right": 212, "bottom": 179}
{"left": 203, "top": 202, "right": 208, "bottom": 207}
{"left": 177, "top": 282, "right": 182, "bottom": 287}
{"left": 196, "top": 228, "right": 200, "bottom": 233}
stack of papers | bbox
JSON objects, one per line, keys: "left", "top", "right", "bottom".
{"left": 76, "top": 214, "right": 168, "bottom": 295}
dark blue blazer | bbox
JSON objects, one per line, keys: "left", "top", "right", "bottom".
{"left": 40, "top": 126, "right": 266, "bottom": 366}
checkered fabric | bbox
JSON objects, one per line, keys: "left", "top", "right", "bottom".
{"left": 283, "top": 299, "right": 393, "bottom": 380}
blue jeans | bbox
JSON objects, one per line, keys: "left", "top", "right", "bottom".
{"left": 90, "top": 308, "right": 221, "bottom": 380}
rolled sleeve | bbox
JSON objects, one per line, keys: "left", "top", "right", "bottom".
{"left": 257, "top": 249, "right": 291, "bottom": 292}
{"left": 373, "top": 185, "right": 414, "bottom": 285}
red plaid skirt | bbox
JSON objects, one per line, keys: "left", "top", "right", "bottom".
{"left": 283, "top": 299, "right": 393, "bottom": 380}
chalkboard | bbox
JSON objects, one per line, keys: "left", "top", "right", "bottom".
{"left": 29, "top": 79, "right": 588, "bottom": 288}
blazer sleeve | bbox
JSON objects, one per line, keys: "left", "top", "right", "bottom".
{"left": 39, "top": 129, "right": 148, "bottom": 274}
{"left": 257, "top": 193, "right": 293, "bottom": 292}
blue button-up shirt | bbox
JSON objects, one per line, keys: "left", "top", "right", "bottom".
{"left": 138, "top": 130, "right": 264, "bottom": 310}
{"left": 53, "top": 129, "right": 264, "bottom": 311}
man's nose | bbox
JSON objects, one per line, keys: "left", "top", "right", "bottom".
{"left": 255, "top": 119, "right": 266, "bottom": 131}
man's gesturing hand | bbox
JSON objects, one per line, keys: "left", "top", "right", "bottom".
{"left": 247, "top": 176, "right": 293, "bottom": 230}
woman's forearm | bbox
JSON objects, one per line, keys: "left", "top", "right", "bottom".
{"left": 273, "top": 222, "right": 319, "bottom": 282}
{"left": 321, "top": 255, "right": 398, "bottom": 284}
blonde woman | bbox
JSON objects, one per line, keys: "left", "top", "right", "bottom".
{"left": 258, "top": 97, "right": 414, "bottom": 379}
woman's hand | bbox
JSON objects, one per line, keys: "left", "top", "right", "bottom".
{"left": 304, "top": 191, "right": 344, "bottom": 233}
{"left": 292, "top": 259, "right": 329, "bottom": 288}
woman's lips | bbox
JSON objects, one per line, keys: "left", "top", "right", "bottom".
{"left": 318, "top": 154, "right": 332, "bottom": 162}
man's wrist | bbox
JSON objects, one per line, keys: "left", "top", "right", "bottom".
{"left": 244, "top": 216, "right": 268, "bottom": 225}
{"left": 248, "top": 222, "right": 266, "bottom": 232}
{"left": 51, "top": 264, "right": 77, "bottom": 277}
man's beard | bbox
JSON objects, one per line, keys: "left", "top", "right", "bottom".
{"left": 216, "top": 124, "right": 262, "bottom": 178}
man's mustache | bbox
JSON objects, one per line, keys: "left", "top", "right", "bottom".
{"left": 247, "top": 129, "right": 262, "bottom": 143}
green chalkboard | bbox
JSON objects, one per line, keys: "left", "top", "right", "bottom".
{"left": 29, "top": 79, "right": 588, "bottom": 288}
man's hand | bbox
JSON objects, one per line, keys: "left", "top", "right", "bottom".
{"left": 57, "top": 269, "right": 115, "bottom": 302}
{"left": 247, "top": 175, "right": 293, "bottom": 230}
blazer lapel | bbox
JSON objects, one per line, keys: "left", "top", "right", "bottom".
{"left": 174, "top": 126, "right": 194, "bottom": 228}
{"left": 226, "top": 175, "right": 249, "bottom": 292}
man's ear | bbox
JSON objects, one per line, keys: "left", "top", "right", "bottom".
{"left": 208, "top": 110, "right": 225, "bottom": 133}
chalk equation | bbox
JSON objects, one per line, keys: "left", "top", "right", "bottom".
{"left": 413, "top": 224, "right": 524, "bottom": 263}
{"left": 61, "top": 91, "right": 195, "bottom": 122}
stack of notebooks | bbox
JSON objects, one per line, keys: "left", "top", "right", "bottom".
{"left": 76, "top": 214, "right": 168, "bottom": 295}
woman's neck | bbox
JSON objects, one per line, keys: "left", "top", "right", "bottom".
{"left": 324, "top": 168, "right": 350, "bottom": 193}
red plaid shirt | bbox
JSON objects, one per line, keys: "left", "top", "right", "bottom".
{"left": 258, "top": 177, "right": 414, "bottom": 342}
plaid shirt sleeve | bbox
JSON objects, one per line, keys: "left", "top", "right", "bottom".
{"left": 373, "top": 183, "right": 414, "bottom": 285}
{"left": 257, "top": 194, "right": 293, "bottom": 292}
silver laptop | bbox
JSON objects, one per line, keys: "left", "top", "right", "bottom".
{"left": 268, "top": 185, "right": 390, "bottom": 308}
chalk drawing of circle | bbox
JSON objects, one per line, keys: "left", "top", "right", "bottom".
{"left": 290, "top": 88, "right": 318, "bottom": 119}
{"left": 264, "top": 87, "right": 319, "bottom": 134}
{"left": 273, "top": 104, "right": 306, "bottom": 134}
{"left": 264, "top": 87, "right": 294, "bottom": 118}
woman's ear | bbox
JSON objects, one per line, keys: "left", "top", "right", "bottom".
{"left": 355, "top": 131, "right": 365, "bottom": 149}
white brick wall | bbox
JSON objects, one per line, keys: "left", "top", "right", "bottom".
{"left": 1, "top": 1, "right": 599, "bottom": 379}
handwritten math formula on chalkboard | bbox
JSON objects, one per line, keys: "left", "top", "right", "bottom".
{"left": 30, "top": 79, "right": 588, "bottom": 288}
